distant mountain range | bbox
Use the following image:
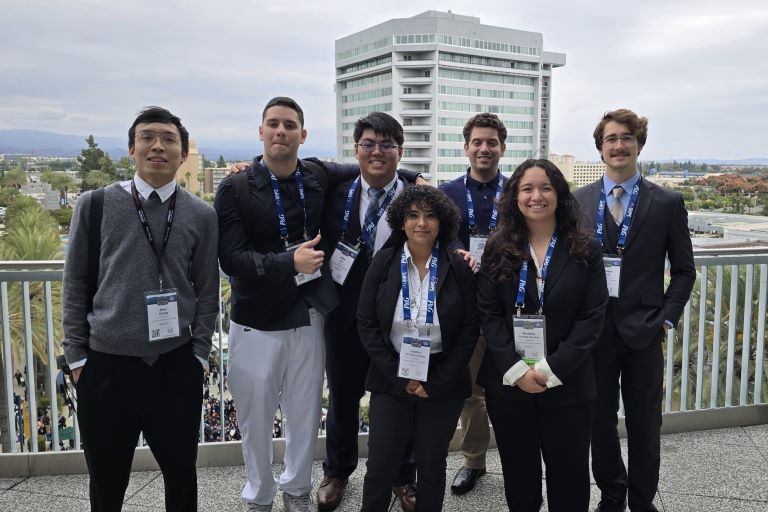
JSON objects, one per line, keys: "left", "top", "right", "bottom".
{"left": 1, "top": 129, "right": 765, "bottom": 165}
{"left": 0, "top": 129, "right": 335, "bottom": 161}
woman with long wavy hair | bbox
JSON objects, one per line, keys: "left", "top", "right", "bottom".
{"left": 477, "top": 159, "right": 608, "bottom": 511}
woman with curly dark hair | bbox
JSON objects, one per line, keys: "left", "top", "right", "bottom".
{"left": 357, "top": 185, "right": 479, "bottom": 512}
{"left": 477, "top": 159, "right": 608, "bottom": 511}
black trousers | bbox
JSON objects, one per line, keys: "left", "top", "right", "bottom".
{"left": 324, "top": 321, "right": 415, "bottom": 484}
{"left": 361, "top": 393, "right": 463, "bottom": 512}
{"left": 591, "top": 338, "right": 663, "bottom": 511}
{"left": 76, "top": 343, "right": 204, "bottom": 512}
{"left": 486, "top": 395, "right": 594, "bottom": 512}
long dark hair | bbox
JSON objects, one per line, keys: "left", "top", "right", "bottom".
{"left": 483, "top": 159, "right": 589, "bottom": 283}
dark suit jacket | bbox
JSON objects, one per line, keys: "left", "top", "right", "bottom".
{"left": 573, "top": 177, "right": 696, "bottom": 350}
{"left": 357, "top": 241, "right": 480, "bottom": 400}
{"left": 477, "top": 238, "right": 608, "bottom": 405}
{"left": 323, "top": 175, "right": 414, "bottom": 338}
{"left": 215, "top": 157, "right": 357, "bottom": 331}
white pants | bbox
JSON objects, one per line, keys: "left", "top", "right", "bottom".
{"left": 228, "top": 310, "right": 325, "bottom": 504}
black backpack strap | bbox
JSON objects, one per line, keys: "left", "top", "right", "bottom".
{"left": 87, "top": 188, "right": 104, "bottom": 309}
{"left": 232, "top": 172, "right": 266, "bottom": 276}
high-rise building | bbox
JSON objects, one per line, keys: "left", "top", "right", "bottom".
{"left": 175, "top": 139, "right": 204, "bottom": 194}
{"left": 335, "top": 10, "right": 565, "bottom": 184}
{"left": 550, "top": 153, "right": 607, "bottom": 187}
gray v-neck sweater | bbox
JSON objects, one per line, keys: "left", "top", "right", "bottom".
{"left": 63, "top": 183, "right": 219, "bottom": 364}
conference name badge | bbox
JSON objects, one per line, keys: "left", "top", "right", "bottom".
{"left": 145, "top": 290, "right": 181, "bottom": 342}
{"left": 398, "top": 335, "right": 431, "bottom": 382}
{"left": 329, "top": 241, "right": 359, "bottom": 285}
{"left": 603, "top": 255, "right": 622, "bottom": 298}
{"left": 512, "top": 314, "right": 546, "bottom": 365}
{"left": 286, "top": 240, "right": 322, "bottom": 286}
{"left": 469, "top": 236, "right": 487, "bottom": 269}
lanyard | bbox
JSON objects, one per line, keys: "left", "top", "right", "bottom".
{"left": 261, "top": 159, "right": 308, "bottom": 247}
{"left": 400, "top": 241, "right": 440, "bottom": 327}
{"left": 464, "top": 173, "right": 504, "bottom": 234}
{"left": 515, "top": 233, "right": 558, "bottom": 315}
{"left": 595, "top": 178, "right": 641, "bottom": 254}
{"left": 339, "top": 177, "right": 398, "bottom": 247}
{"left": 130, "top": 181, "right": 177, "bottom": 290}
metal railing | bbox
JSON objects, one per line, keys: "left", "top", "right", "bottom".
{"left": 1, "top": 248, "right": 767, "bottom": 454}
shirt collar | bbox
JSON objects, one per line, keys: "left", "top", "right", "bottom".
{"left": 133, "top": 174, "right": 177, "bottom": 203}
{"left": 360, "top": 174, "right": 398, "bottom": 196}
{"left": 403, "top": 242, "right": 431, "bottom": 271}
{"left": 602, "top": 171, "right": 640, "bottom": 196}
{"left": 465, "top": 168, "right": 502, "bottom": 190}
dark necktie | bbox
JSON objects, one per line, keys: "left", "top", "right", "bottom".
{"left": 365, "top": 187, "right": 385, "bottom": 249}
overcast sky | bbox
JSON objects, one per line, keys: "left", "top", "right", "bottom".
{"left": 1, "top": 0, "right": 766, "bottom": 161}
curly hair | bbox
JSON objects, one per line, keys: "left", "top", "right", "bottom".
{"left": 386, "top": 185, "right": 460, "bottom": 246}
{"left": 462, "top": 113, "right": 507, "bottom": 144}
{"left": 483, "top": 159, "right": 590, "bottom": 283}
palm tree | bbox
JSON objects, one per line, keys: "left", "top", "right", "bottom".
{"left": 40, "top": 171, "right": 77, "bottom": 207}
{"left": 84, "top": 170, "right": 114, "bottom": 189}
{"left": 1, "top": 168, "right": 28, "bottom": 190}
{"left": 0, "top": 199, "right": 63, "bottom": 452}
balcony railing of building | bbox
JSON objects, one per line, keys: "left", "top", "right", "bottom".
{"left": 0, "top": 248, "right": 766, "bottom": 457}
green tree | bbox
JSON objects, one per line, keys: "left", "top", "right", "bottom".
{"left": 99, "top": 154, "right": 117, "bottom": 179}
{"left": 50, "top": 208, "right": 73, "bottom": 231}
{"left": 0, "top": 197, "right": 63, "bottom": 450}
{"left": 40, "top": 171, "right": 77, "bottom": 207}
{"left": 217, "top": 155, "right": 226, "bottom": 168}
{"left": 84, "top": 170, "right": 114, "bottom": 189}
{"left": 0, "top": 187, "right": 19, "bottom": 207}
{"left": 116, "top": 157, "right": 134, "bottom": 181}
{"left": 185, "top": 172, "right": 192, "bottom": 190}
{"left": 77, "top": 135, "right": 106, "bottom": 190}
{"left": 197, "top": 172, "right": 206, "bottom": 193}
{"left": 2, "top": 167, "right": 28, "bottom": 189}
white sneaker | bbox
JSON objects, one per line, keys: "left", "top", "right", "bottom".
{"left": 244, "top": 500, "right": 272, "bottom": 511}
{"left": 282, "top": 492, "right": 313, "bottom": 512}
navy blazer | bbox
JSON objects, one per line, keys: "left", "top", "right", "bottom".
{"left": 477, "top": 238, "right": 608, "bottom": 405}
{"left": 357, "top": 240, "right": 479, "bottom": 400}
{"left": 573, "top": 177, "right": 696, "bottom": 349}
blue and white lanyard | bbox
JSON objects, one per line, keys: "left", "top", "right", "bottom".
{"left": 401, "top": 241, "right": 440, "bottom": 328}
{"left": 515, "top": 233, "right": 558, "bottom": 315}
{"left": 595, "top": 178, "right": 641, "bottom": 254}
{"left": 339, "top": 177, "right": 398, "bottom": 247}
{"left": 261, "top": 160, "right": 308, "bottom": 247}
{"left": 464, "top": 173, "right": 504, "bottom": 234}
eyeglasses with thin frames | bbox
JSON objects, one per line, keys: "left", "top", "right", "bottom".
{"left": 136, "top": 131, "right": 180, "bottom": 146}
{"left": 355, "top": 141, "right": 400, "bottom": 153}
{"left": 602, "top": 135, "right": 637, "bottom": 147}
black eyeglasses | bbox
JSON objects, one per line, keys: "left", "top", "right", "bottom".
{"left": 355, "top": 142, "right": 400, "bottom": 153}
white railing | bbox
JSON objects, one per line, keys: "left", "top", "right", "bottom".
{"left": 1, "top": 249, "right": 767, "bottom": 454}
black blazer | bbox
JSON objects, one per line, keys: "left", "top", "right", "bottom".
{"left": 357, "top": 240, "right": 479, "bottom": 400}
{"left": 215, "top": 157, "right": 357, "bottom": 331}
{"left": 573, "top": 178, "right": 696, "bottom": 350}
{"left": 477, "top": 238, "right": 608, "bottom": 405}
{"left": 322, "top": 174, "right": 416, "bottom": 338}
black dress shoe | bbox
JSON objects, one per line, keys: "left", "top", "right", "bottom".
{"left": 450, "top": 466, "right": 487, "bottom": 495}
{"left": 593, "top": 497, "right": 627, "bottom": 512}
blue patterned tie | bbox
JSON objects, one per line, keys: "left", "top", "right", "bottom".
{"left": 365, "top": 187, "right": 385, "bottom": 257}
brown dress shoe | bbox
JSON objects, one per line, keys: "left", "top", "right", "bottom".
{"left": 316, "top": 476, "right": 347, "bottom": 512}
{"left": 392, "top": 483, "right": 416, "bottom": 512}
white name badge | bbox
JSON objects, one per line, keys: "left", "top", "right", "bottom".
{"left": 398, "top": 336, "right": 431, "bottom": 381}
{"left": 330, "top": 241, "right": 360, "bottom": 285}
{"left": 145, "top": 290, "right": 181, "bottom": 342}
{"left": 603, "top": 255, "right": 622, "bottom": 298}
{"left": 286, "top": 241, "right": 322, "bottom": 286}
{"left": 469, "top": 236, "right": 487, "bottom": 268}
{"left": 512, "top": 314, "right": 547, "bottom": 365}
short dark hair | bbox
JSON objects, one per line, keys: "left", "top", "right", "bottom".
{"left": 483, "top": 159, "right": 589, "bottom": 283}
{"left": 386, "top": 185, "right": 460, "bottom": 246}
{"left": 462, "top": 113, "right": 508, "bottom": 144}
{"left": 593, "top": 108, "right": 648, "bottom": 151}
{"left": 262, "top": 96, "right": 305, "bottom": 127}
{"left": 353, "top": 112, "right": 404, "bottom": 145}
{"left": 128, "top": 106, "right": 189, "bottom": 155}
